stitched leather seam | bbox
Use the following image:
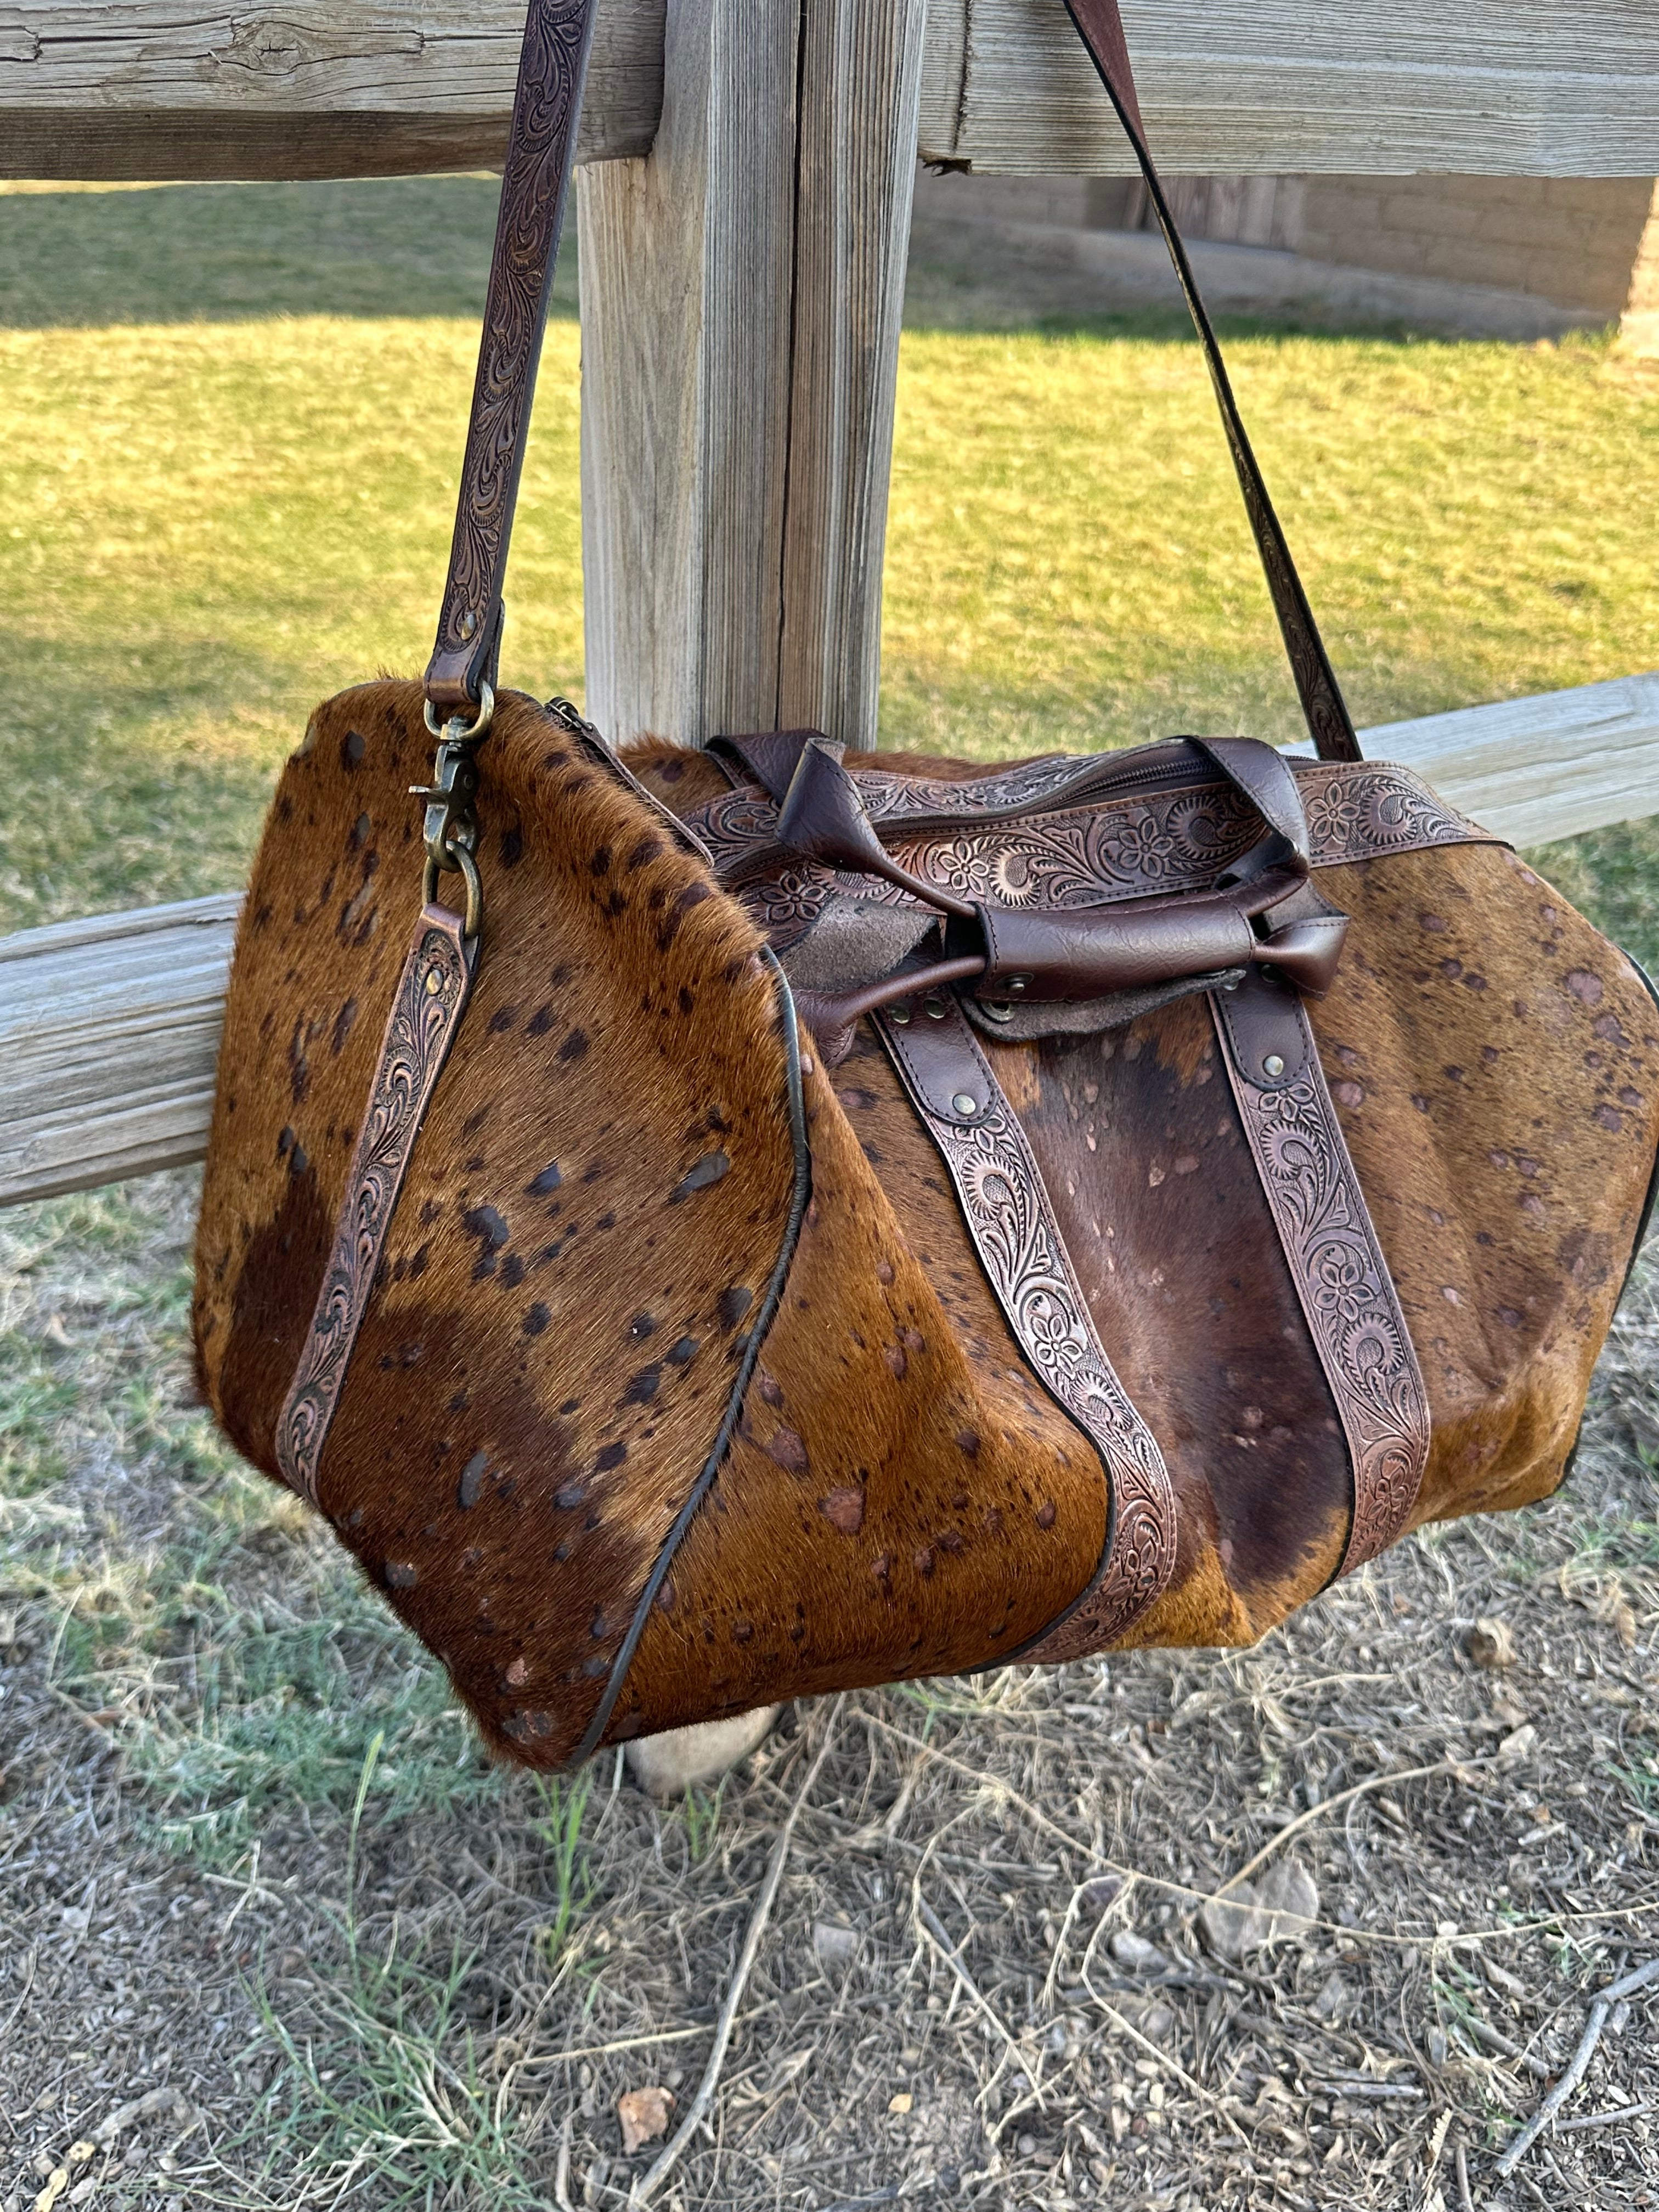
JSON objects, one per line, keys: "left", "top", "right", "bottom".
{"left": 572, "top": 947, "right": 814, "bottom": 1767}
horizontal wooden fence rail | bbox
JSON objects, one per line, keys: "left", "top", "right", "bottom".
{"left": 1, "top": 672, "right": 1655, "bottom": 1211}
{"left": 4, "top": 0, "right": 1658, "bottom": 182}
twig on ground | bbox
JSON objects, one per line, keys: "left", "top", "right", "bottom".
{"left": 554, "top": 2111, "right": 574, "bottom": 2212}
{"left": 1556, "top": 2098, "right": 1657, "bottom": 2135}
{"left": 513, "top": 2014, "right": 767, "bottom": 2070}
{"left": 1496, "top": 1956, "right": 1659, "bottom": 2180}
{"left": 913, "top": 1887, "right": 1037, "bottom": 2118}
{"left": 1457, "top": 2010, "right": 1551, "bottom": 2078}
{"left": 631, "top": 1697, "right": 846, "bottom": 2208}
{"left": 0, "top": 1945, "right": 37, "bottom": 2045}
{"left": 1454, "top": 2141, "right": 1475, "bottom": 2212}
{"left": 1220, "top": 1760, "right": 1459, "bottom": 1897}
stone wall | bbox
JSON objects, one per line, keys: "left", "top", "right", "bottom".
{"left": 1296, "top": 176, "right": 1655, "bottom": 317}
{"left": 912, "top": 168, "right": 1657, "bottom": 324}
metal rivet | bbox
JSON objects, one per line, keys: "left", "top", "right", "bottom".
{"left": 952, "top": 1093, "right": 979, "bottom": 1117}
{"left": 458, "top": 608, "right": 478, "bottom": 640}
{"left": 924, "top": 997, "right": 947, "bottom": 1020}
{"left": 1263, "top": 1053, "right": 1285, "bottom": 1077}
{"left": 425, "top": 967, "right": 444, "bottom": 996}
{"left": 890, "top": 1002, "right": 912, "bottom": 1026}
{"left": 980, "top": 1001, "right": 1015, "bottom": 1024}
{"left": 1007, "top": 973, "right": 1032, "bottom": 995}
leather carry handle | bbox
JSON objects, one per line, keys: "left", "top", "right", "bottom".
{"left": 425, "top": 0, "right": 597, "bottom": 720}
{"left": 1062, "top": 0, "right": 1362, "bottom": 763}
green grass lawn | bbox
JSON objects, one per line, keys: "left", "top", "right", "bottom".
{"left": 2, "top": 177, "right": 1658, "bottom": 2208}
{"left": 1, "top": 177, "right": 1656, "bottom": 949}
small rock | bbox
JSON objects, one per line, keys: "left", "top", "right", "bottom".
{"left": 1312, "top": 1971, "right": 1353, "bottom": 2022}
{"left": 1465, "top": 1617, "right": 1515, "bottom": 1669}
{"left": 1015, "top": 2132, "right": 1037, "bottom": 2157}
{"left": 1082, "top": 1873, "right": 1124, "bottom": 1912}
{"left": 616, "top": 2086, "right": 674, "bottom": 2155}
{"left": 1497, "top": 1723, "right": 1537, "bottom": 1764}
{"left": 812, "top": 1921, "right": 858, "bottom": 1971}
{"left": 1108, "top": 1929, "right": 1166, "bottom": 1973}
{"left": 1199, "top": 1857, "right": 1320, "bottom": 1960}
{"left": 888, "top": 2092, "right": 913, "bottom": 2115}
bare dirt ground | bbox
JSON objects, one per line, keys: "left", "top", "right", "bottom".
{"left": 2, "top": 1171, "right": 1657, "bottom": 2212}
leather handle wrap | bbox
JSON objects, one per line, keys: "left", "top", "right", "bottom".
{"left": 425, "top": 0, "right": 597, "bottom": 719}
{"left": 1062, "top": 0, "right": 1363, "bottom": 764}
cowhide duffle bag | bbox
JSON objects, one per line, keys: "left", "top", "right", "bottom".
{"left": 193, "top": 0, "right": 1659, "bottom": 1772}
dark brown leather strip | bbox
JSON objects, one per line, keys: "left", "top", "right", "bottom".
{"left": 1210, "top": 977, "right": 1430, "bottom": 1574}
{"left": 1061, "top": 0, "right": 1362, "bottom": 762}
{"left": 873, "top": 997, "right": 1177, "bottom": 1653}
{"left": 690, "top": 760, "right": 1492, "bottom": 942}
{"left": 425, "top": 0, "right": 597, "bottom": 717}
{"left": 276, "top": 904, "right": 479, "bottom": 1507}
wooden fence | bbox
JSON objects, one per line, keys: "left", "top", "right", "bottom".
{"left": 3, "top": 1, "right": 1656, "bottom": 1214}
{"left": 3, "top": 672, "right": 1656, "bottom": 1210}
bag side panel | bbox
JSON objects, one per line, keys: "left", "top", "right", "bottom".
{"left": 1311, "top": 843, "right": 1659, "bottom": 1530}
{"left": 608, "top": 1019, "right": 1111, "bottom": 1736}
{"left": 196, "top": 682, "right": 805, "bottom": 1768}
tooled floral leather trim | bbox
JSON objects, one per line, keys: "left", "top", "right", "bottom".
{"left": 426, "top": 0, "right": 595, "bottom": 709}
{"left": 872, "top": 998, "right": 1177, "bottom": 1655}
{"left": 276, "top": 906, "right": 478, "bottom": 1507}
{"left": 1209, "top": 986, "right": 1429, "bottom": 1573}
{"left": 688, "top": 761, "right": 1491, "bottom": 943}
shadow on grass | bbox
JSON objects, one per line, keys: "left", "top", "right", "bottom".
{"left": 0, "top": 177, "right": 575, "bottom": 329}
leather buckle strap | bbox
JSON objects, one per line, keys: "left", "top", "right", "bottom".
{"left": 1210, "top": 973, "right": 1431, "bottom": 1573}
{"left": 872, "top": 993, "right": 1178, "bottom": 1652}
{"left": 424, "top": 0, "right": 598, "bottom": 721}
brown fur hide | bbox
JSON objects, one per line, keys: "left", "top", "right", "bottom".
{"left": 195, "top": 690, "right": 1659, "bottom": 1767}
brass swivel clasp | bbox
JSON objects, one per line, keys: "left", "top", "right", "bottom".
{"left": 411, "top": 680, "right": 494, "bottom": 942}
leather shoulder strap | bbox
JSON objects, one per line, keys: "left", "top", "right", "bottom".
{"left": 421, "top": 0, "right": 1360, "bottom": 765}
{"left": 1062, "top": 0, "right": 1363, "bottom": 763}
{"left": 425, "top": 0, "right": 598, "bottom": 719}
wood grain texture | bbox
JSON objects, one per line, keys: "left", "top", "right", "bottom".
{"left": 918, "top": 0, "right": 1659, "bottom": 178}
{"left": 1355, "top": 673, "right": 1659, "bottom": 851}
{"left": 777, "top": 0, "right": 927, "bottom": 744}
{"left": 0, "top": 675, "right": 1655, "bottom": 1208}
{"left": 577, "top": 0, "right": 799, "bottom": 748}
{"left": 579, "top": 0, "right": 925, "bottom": 751}
{"left": 0, "top": 0, "right": 663, "bottom": 177}
{"left": 9, "top": 0, "right": 1655, "bottom": 183}
{"left": 0, "top": 894, "right": 239, "bottom": 1204}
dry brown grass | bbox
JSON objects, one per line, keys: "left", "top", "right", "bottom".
{"left": 2, "top": 1172, "right": 1657, "bottom": 2211}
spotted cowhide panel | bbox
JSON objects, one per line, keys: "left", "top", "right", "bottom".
{"left": 632, "top": 741, "right": 1659, "bottom": 1652}
{"left": 195, "top": 688, "right": 1111, "bottom": 1768}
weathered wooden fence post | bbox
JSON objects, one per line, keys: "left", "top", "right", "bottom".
{"left": 577, "top": 0, "right": 927, "bottom": 749}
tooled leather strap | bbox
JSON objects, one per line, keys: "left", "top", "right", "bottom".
{"left": 276, "top": 906, "right": 479, "bottom": 1505}
{"left": 872, "top": 994, "right": 1177, "bottom": 1653}
{"left": 1062, "top": 0, "right": 1362, "bottom": 764}
{"left": 1210, "top": 973, "right": 1430, "bottom": 1572}
{"left": 425, "top": 0, "right": 597, "bottom": 718}
{"left": 690, "top": 757, "right": 1494, "bottom": 941}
